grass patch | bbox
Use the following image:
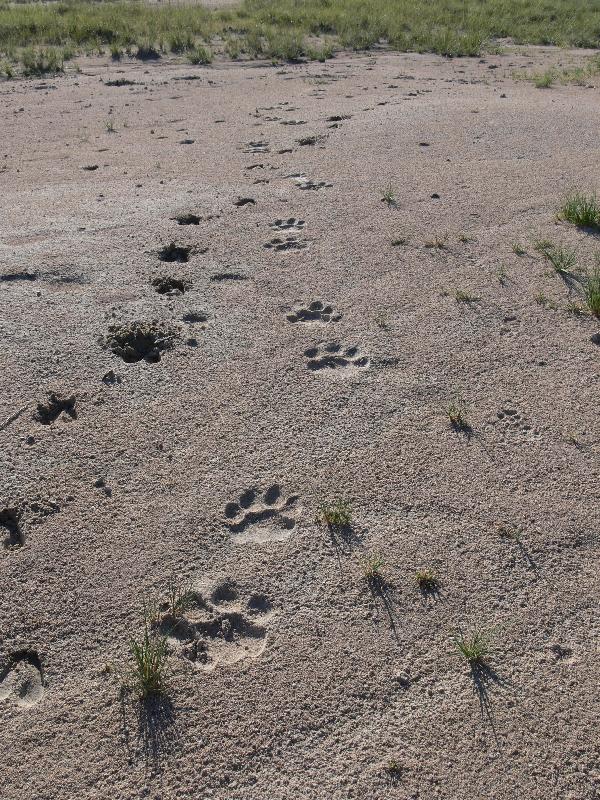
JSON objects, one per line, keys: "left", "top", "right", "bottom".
{"left": 128, "top": 619, "right": 169, "bottom": 699}
{"left": 585, "top": 263, "right": 600, "bottom": 318}
{"left": 317, "top": 499, "right": 352, "bottom": 529}
{"left": 4, "top": 0, "right": 600, "bottom": 71}
{"left": 446, "top": 397, "right": 470, "bottom": 430}
{"left": 560, "top": 193, "right": 600, "bottom": 230}
{"left": 415, "top": 569, "right": 439, "bottom": 592}
{"left": 536, "top": 241, "right": 577, "bottom": 274}
{"left": 454, "top": 628, "right": 490, "bottom": 665}
{"left": 188, "top": 45, "right": 212, "bottom": 64}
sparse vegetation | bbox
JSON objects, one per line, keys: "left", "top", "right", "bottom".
{"left": 585, "top": 263, "right": 600, "bottom": 318}
{"left": 188, "top": 45, "right": 213, "bottom": 65}
{"left": 381, "top": 184, "right": 397, "bottom": 207}
{"left": 454, "top": 289, "right": 480, "bottom": 303}
{"left": 560, "top": 193, "right": 600, "bottom": 230}
{"left": 537, "top": 241, "right": 577, "bottom": 275}
{"left": 533, "top": 69, "right": 555, "bottom": 88}
{"left": 164, "top": 579, "right": 194, "bottom": 618}
{"left": 391, "top": 237, "right": 407, "bottom": 246}
{"left": 454, "top": 628, "right": 490, "bottom": 665}
{"left": 446, "top": 397, "right": 470, "bottom": 430}
{"left": 512, "top": 242, "right": 527, "bottom": 256}
{"left": 425, "top": 233, "right": 448, "bottom": 249}
{"left": 415, "top": 569, "right": 439, "bottom": 592}
{"left": 534, "top": 291, "right": 557, "bottom": 309}
{"left": 128, "top": 619, "right": 169, "bottom": 699}
{"left": 2, "top": 0, "right": 600, "bottom": 70}
{"left": 317, "top": 499, "right": 352, "bottom": 529}
{"left": 363, "top": 553, "right": 385, "bottom": 584}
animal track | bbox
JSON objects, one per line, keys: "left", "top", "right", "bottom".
{"left": 158, "top": 243, "right": 191, "bottom": 263}
{"left": 34, "top": 392, "right": 76, "bottom": 425}
{"left": 270, "top": 218, "right": 305, "bottom": 232}
{"left": 243, "top": 140, "right": 269, "bottom": 154}
{"left": 264, "top": 235, "right": 308, "bottom": 252}
{"left": 224, "top": 485, "right": 300, "bottom": 543}
{"left": 0, "top": 507, "right": 23, "bottom": 549}
{"left": 287, "top": 301, "right": 342, "bottom": 324}
{"left": 151, "top": 275, "right": 189, "bottom": 295}
{"left": 159, "top": 583, "right": 272, "bottom": 670}
{"left": 104, "top": 320, "right": 179, "bottom": 363}
{"left": 295, "top": 178, "right": 332, "bottom": 191}
{"left": 304, "top": 342, "right": 369, "bottom": 371}
{"left": 492, "top": 407, "right": 541, "bottom": 438}
{"left": 0, "top": 651, "right": 44, "bottom": 708}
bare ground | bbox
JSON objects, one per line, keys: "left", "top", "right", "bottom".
{"left": 0, "top": 46, "right": 599, "bottom": 800}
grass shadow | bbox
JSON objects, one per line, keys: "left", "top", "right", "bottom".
{"left": 367, "top": 573, "right": 399, "bottom": 642}
{"left": 469, "top": 660, "right": 513, "bottom": 753}
{"left": 120, "top": 690, "right": 178, "bottom": 775}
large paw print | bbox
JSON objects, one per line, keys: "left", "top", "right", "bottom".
{"left": 159, "top": 583, "right": 272, "bottom": 670}
{"left": 492, "top": 407, "right": 540, "bottom": 439}
{"left": 295, "top": 178, "right": 332, "bottom": 191}
{"left": 270, "top": 218, "right": 305, "bottom": 232}
{"left": 243, "top": 140, "right": 270, "bottom": 153}
{"left": 224, "top": 485, "right": 300, "bottom": 543}
{"left": 264, "top": 235, "right": 309, "bottom": 252}
{"left": 287, "top": 301, "right": 342, "bottom": 324}
{"left": 304, "top": 342, "right": 369, "bottom": 371}
{"left": 0, "top": 651, "right": 44, "bottom": 708}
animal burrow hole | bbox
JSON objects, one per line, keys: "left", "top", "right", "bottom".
{"left": 151, "top": 276, "right": 189, "bottom": 295}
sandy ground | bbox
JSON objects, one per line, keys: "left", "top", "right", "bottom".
{"left": 0, "top": 46, "right": 599, "bottom": 800}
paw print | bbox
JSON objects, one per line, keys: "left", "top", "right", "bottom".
{"left": 493, "top": 407, "right": 540, "bottom": 438}
{"left": 304, "top": 342, "right": 369, "bottom": 370}
{"left": 159, "top": 582, "right": 272, "bottom": 671}
{"left": 264, "top": 235, "right": 309, "bottom": 252}
{"left": 270, "top": 218, "right": 305, "bottom": 232}
{"left": 287, "top": 301, "right": 342, "bottom": 324}
{"left": 0, "top": 651, "right": 44, "bottom": 708}
{"left": 224, "top": 485, "right": 300, "bottom": 543}
{"left": 243, "top": 140, "right": 270, "bottom": 153}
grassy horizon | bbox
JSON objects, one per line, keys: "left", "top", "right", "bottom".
{"left": 1, "top": 0, "right": 600, "bottom": 75}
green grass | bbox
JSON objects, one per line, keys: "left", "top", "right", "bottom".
{"left": 585, "top": 263, "right": 600, "bottom": 318}
{"left": 129, "top": 622, "right": 169, "bottom": 699}
{"left": 415, "top": 568, "right": 439, "bottom": 592}
{"left": 381, "top": 184, "right": 397, "bottom": 207}
{"left": 3, "top": 0, "right": 600, "bottom": 73}
{"left": 363, "top": 553, "right": 386, "bottom": 583}
{"left": 446, "top": 397, "right": 470, "bottom": 429}
{"left": 317, "top": 499, "right": 352, "bottom": 529}
{"left": 537, "top": 241, "right": 577, "bottom": 274}
{"left": 188, "top": 45, "right": 213, "bottom": 64}
{"left": 454, "top": 628, "right": 490, "bottom": 665}
{"left": 560, "top": 193, "right": 600, "bottom": 230}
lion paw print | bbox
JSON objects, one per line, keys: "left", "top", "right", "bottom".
{"left": 0, "top": 651, "right": 45, "bottom": 708}
{"left": 270, "top": 218, "right": 305, "bottom": 232}
{"left": 224, "top": 484, "right": 300, "bottom": 543}
{"left": 287, "top": 301, "right": 342, "bottom": 324}
{"left": 493, "top": 407, "right": 540, "bottom": 439}
{"left": 159, "top": 582, "right": 272, "bottom": 671}
{"left": 304, "top": 342, "right": 369, "bottom": 371}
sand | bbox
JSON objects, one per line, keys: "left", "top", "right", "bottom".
{"left": 0, "top": 46, "right": 599, "bottom": 800}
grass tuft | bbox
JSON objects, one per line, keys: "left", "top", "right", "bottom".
{"left": 454, "top": 628, "right": 489, "bottom": 665}
{"left": 317, "top": 499, "right": 352, "bottom": 529}
{"left": 560, "top": 193, "right": 600, "bottom": 230}
{"left": 585, "top": 263, "right": 600, "bottom": 318}
{"left": 129, "top": 620, "right": 169, "bottom": 699}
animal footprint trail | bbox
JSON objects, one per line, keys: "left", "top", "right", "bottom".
{"left": 270, "top": 218, "right": 305, "bottom": 232}
{"left": 243, "top": 141, "right": 270, "bottom": 154}
{"left": 264, "top": 235, "right": 308, "bottom": 252}
{"left": 287, "top": 301, "right": 342, "bottom": 324}
{"left": 159, "top": 583, "right": 272, "bottom": 670}
{"left": 0, "top": 651, "right": 44, "bottom": 708}
{"left": 493, "top": 407, "right": 541, "bottom": 439}
{"left": 304, "top": 342, "right": 369, "bottom": 370}
{"left": 224, "top": 485, "right": 300, "bottom": 543}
